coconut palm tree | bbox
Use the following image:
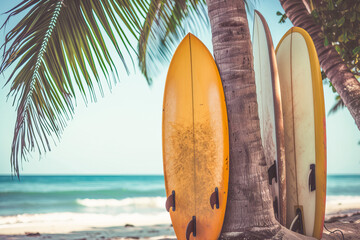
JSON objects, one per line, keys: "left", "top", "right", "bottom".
{"left": 279, "top": 0, "right": 360, "bottom": 130}
{"left": 0, "top": 0, "right": 320, "bottom": 238}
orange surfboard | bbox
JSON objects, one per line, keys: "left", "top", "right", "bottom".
{"left": 162, "top": 33, "right": 229, "bottom": 240}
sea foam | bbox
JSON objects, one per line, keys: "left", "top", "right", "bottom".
{"left": 0, "top": 211, "right": 171, "bottom": 228}
{"left": 76, "top": 197, "right": 166, "bottom": 208}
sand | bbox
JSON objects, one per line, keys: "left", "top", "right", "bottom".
{"left": 0, "top": 224, "right": 176, "bottom": 240}
{"left": 1, "top": 215, "right": 360, "bottom": 239}
{"left": 1, "top": 200, "right": 359, "bottom": 240}
{"left": 322, "top": 212, "right": 360, "bottom": 240}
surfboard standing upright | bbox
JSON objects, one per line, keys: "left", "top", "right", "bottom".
{"left": 252, "top": 10, "right": 286, "bottom": 226}
{"left": 276, "top": 27, "right": 327, "bottom": 239}
{"left": 162, "top": 33, "right": 229, "bottom": 240}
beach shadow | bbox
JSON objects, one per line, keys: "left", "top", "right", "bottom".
{"left": 0, "top": 224, "right": 176, "bottom": 240}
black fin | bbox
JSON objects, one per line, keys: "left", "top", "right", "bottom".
{"left": 309, "top": 164, "right": 316, "bottom": 192}
{"left": 268, "top": 161, "right": 277, "bottom": 185}
{"left": 273, "top": 196, "right": 278, "bottom": 219}
{"left": 186, "top": 216, "right": 196, "bottom": 240}
{"left": 165, "top": 190, "right": 175, "bottom": 212}
{"left": 290, "top": 208, "right": 304, "bottom": 234}
{"left": 210, "top": 187, "right": 219, "bottom": 209}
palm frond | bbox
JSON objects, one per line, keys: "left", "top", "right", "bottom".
{"left": 328, "top": 95, "right": 345, "bottom": 115}
{"left": 0, "top": 0, "right": 147, "bottom": 176}
{"left": 138, "top": 0, "right": 209, "bottom": 83}
{"left": 137, "top": 0, "right": 256, "bottom": 83}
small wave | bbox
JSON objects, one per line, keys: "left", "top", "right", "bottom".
{"left": 76, "top": 197, "right": 166, "bottom": 209}
{"left": 327, "top": 195, "right": 360, "bottom": 203}
{"left": 0, "top": 211, "right": 171, "bottom": 228}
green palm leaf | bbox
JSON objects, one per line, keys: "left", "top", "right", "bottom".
{"left": 328, "top": 95, "right": 345, "bottom": 115}
{"left": 138, "top": 0, "right": 209, "bottom": 83}
{"left": 1, "top": 0, "right": 255, "bottom": 176}
{"left": 0, "top": 0, "right": 147, "bottom": 176}
{"left": 138, "top": 0, "right": 254, "bottom": 83}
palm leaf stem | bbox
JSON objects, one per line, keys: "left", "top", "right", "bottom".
{"left": 25, "top": 0, "right": 63, "bottom": 115}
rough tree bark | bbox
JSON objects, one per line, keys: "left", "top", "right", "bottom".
{"left": 280, "top": 0, "right": 360, "bottom": 130}
{"left": 206, "top": 0, "right": 312, "bottom": 239}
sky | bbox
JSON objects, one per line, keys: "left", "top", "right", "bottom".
{"left": 0, "top": 0, "right": 359, "bottom": 175}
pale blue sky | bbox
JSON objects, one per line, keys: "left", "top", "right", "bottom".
{"left": 0, "top": 0, "right": 359, "bottom": 175}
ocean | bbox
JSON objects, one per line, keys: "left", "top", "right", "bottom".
{"left": 0, "top": 175, "right": 169, "bottom": 228}
{"left": 0, "top": 175, "right": 359, "bottom": 227}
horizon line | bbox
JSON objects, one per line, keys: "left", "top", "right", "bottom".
{"left": 1, "top": 173, "right": 360, "bottom": 176}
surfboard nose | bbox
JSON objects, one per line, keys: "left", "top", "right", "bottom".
{"left": 187, "top": 33, "right": 202, "bottom": 43}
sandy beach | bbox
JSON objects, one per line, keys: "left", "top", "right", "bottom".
{"left": 0, "top": 211, "right": 176, "bottom": 240}
{"left": 1, "top": 201, "right": 359, "bottom": 240}
{"left": 0, "top": 224, "right": 176, "bottom": 240}
{"left": 1, "top": 213, "right": 359, "bottom": 240}
{"left": 322, "top": 212, "right": 360, "bottom": 240}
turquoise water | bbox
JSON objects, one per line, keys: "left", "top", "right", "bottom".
{"left": 0, "top": 175, "right": 166, "bottom": 216}
{"left": 0, "top": 174, "right": 359, "bottom": 225}
{"left": 327, "top": 175, "right": 360, "bottom": 196}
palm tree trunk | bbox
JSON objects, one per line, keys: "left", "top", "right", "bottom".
{"left": 280, "top": 0, "right": 360, "bottom": 130}
{"left": 205, "top": 0, "right": 297, "bottom": 238}
{"left": 206, "top": 1, "right": 316, "bottom": 239}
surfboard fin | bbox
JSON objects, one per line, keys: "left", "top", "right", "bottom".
{"left": 165, "top": 190, "right": 175, "bottom": 212}
{"left": 308, "top": 164, "right": 316, "bottom": 192}
{"left": 273, "top": 196, "right": 278, "bottom": 219}
{"left": 186, "top": 216, "right": 196, "bottom": 240}
{"left": 290, "top": 208, "right": 304, "bottom": 234}
{"left": 210, "top": 187, "right": 219, "bottom": 209}
{"left": 268, "top": 161, "right": 277, "bottom": 185}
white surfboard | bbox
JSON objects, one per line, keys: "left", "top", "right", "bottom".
{"left": 275, "top": 27, "right": 326, "bottom": 239}
{"left": 253, "top": 10, "right": 286, "bottom": 225}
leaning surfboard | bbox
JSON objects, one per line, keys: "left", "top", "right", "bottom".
{"left": 162, "top": 33, "right": 229, "bottom": 240}
{"left": 275, "top": 27, "right": 326, "bottom": 239}
{"left": 253, "top": 10, "right": 286, "bottom": 226}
